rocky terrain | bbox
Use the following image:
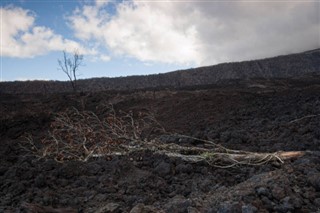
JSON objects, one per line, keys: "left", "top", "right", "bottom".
{"left": 1, "top": 75, "right": 320, "bottom": 212}
{"left": 1, "top": 49, "right": 319, "bottom": 94}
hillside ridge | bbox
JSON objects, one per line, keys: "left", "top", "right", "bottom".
{"left": 1, "top": 48, "right": 319, "bottom": 94}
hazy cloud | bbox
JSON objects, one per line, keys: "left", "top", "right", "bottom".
{"left": 95, "top": 0, "right": 110, "bottom": 8}
{"left": 68, "top": 1, "right": 202, "bottom": 65}
{"left": 99, "top": 54, "right": 111, "bottom": 62}
{"left": 89, "top": 54, "right": 111, "bottom": 62}
{"left": 1, "top": 6, "right": 94, "bottom": 58}
{"left": 69, "top": 1, "right": 319, "bottom": 66}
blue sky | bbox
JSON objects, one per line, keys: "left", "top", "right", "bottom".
{"left": 1, "top": 0, "right": 319, "bottom": 82}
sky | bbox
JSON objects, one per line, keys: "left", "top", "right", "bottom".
{"left": 0, "top": 0, "right": 319, "bottom": 82}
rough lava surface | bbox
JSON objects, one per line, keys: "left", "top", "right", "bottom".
{"left": 1, "top": 76, "right": 320, "bottom": 212}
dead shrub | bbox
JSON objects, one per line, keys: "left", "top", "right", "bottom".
{"left": 21, "top": 105, "right": 164, "bottom": 162}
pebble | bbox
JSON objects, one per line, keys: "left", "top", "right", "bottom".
{"left": 255, "top": 187, "right": 270, "bottom": 197}
{"left": 154, "top": 161, "right": 171, "bottom": 177}
{"left": 242, "top": 204, "right": 258, "bottom": 213}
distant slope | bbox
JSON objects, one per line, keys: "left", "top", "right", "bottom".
{"left": 1, "top": 48, "right": 319, "bottom": 94}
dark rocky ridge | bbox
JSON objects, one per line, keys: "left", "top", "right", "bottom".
{"left": 1, "top": 48, "right": 319, "bottom": 94}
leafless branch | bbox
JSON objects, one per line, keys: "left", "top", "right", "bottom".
{"left": 21, "top": 107, "right": 306, "bottom": 167}
{"left": 58, "top": 50, "right": 83, "bottom": 92}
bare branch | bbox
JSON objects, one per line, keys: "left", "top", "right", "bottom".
{"left": 20, "top": 106, "right": 307, "bottom": 167}
{"left": 58, "top": 50, "right": 83, "bottom": 92}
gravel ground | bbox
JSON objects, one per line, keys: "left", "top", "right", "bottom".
{"left": 1, "top": 77, "right": 319, "bottom": 212}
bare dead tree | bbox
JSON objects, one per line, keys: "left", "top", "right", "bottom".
{"left": 20, "top": 106, "right": 165, "bottom": 162}
{"left": 58, "top": 50, "right": 83, "bottom": 92}
{"left": 20, "top": 106, "right": 307, "bottom": 165}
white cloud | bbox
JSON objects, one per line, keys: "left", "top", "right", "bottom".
{"left": 89, "top": 54, "right": 111, "bottom": 62}
{"left": 0, "top": 5, "right": 94, "bottom": 58}
{"left": 69, "top": 1, "right": 320, "bottom": 66}
{"left": 99, "top": 54, "right": 111, "bottom": 61}
{"left": 68, "top": 1, "right": 202, "bottom": 65}
{"left": 95, "top": 0, "right": 110, "bottom": 8}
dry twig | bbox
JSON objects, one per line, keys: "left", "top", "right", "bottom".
{"left": 21, "top": 106, "right": 164, "bottom": 162}
{"left": 21, "top": 107, "right": 306, "bottom": 167}
{"left": 289, "top": 114, "right": 320, "bottom": 124}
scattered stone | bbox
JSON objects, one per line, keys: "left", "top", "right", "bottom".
{"left": 220, "top": 132, "right": 231, "bottom": 143}
{"left": 87, "top": 163, "right": 102, "bottom": 175}
{"left": 0, "top": 166, "right": 7, "bottom": 176}
{"left": 41, "top": 159, "right": 58, "bottom": 171}
{"left": 130, "top": 203, "right": 162, "bottom": 213}
{"left": 261, "top": 196, "right": 275, "bottom": 210}
{"left": 290, "top": 195, "right": 303, "bottom": 209}
{"left": 21, "top": 203, "right": 78, "bottom": 213}
{"left": 302, "top": 190, "right": 316, "bottom": 200}
{"left": 94, "top": 193, "right": 108, "bottom": 202}
{"left": 11, "top": 182, "right": 26, "bottom": 196}
{"left": 255, "top": 187, "right": 270, "bottom": 197}
{"left": 158, "top": 135, "right": 179, "bottom": 143}
{"left": 199, "top": 179, "right": 213, "bottom": 193}
{"left": 200, "top": 167, "right": 208, "bottom": 175}
{"left": 164, "top": 195, "right": 192, "bottom": 213}
{"left": 175, "top": 163, "right": 193, "bottom": 174}
{"left": 293, "top": 158, "right": 310, "bottom": 166}
{"left": 307, "top": 172, "right": 320, "bottom": 190}
{"left": 178, "top": 137, "right": 195, "bottom": 144}
{"left": 313, "top": 198, "right": 320, "bottom": 207}
{"left": 271, "top": 186, "right": 286, "bottom": 201}
{"left": 274, "top": 196, "right": 294, "bottom": 213}
{"left": 2, "top": 85, "right": 320, "bottom": 212}
{"left": 217, "top": 202, "right": 241, "bottom": 213}
{"left": 241, "top": 204, "right": 258, "bottom": 213}
{"left": 154, "top": 162, "right": 171, "bottom": 177}
{"left": 95, "top": 203, "right": 121, "bottom": 213}
{"left": 34, "top": 174, "right": 46, "bottom": 188}
{"left": 187, "top": 207, "right": 200, "bottom": 213}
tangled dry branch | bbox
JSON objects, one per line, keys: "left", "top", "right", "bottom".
{"left": 21, "top": 106, "right": 164, "bottom": 162}
{"left": 21, "top": 107, "right": 306, "bottom": 166}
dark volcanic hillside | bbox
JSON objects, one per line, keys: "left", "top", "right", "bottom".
{"left": 1, "top": 49, "right": 319, "bottom": 94}
{"left": 1, "top": 76, "right": 320, "bottom": 212}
